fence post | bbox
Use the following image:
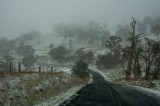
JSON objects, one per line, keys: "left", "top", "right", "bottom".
{"left": 18, "top": 62, "right": 21, "bottom": 72}
{"left": 51, "top": 67, "right": 53, "bottom": 73}
{"left": 47, "top": 66, "right": 49, "bottom": 72}
{"left": 39, "top": 67, "right": 41, "bottom": 73}
{"left": 32, "top": 65, "right": 34, "bottom": 72}
{"left": 9, "top": 62, "right": 12, "bottom": 73}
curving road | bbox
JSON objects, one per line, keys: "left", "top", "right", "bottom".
{"left": 59, "top": 69, "right": 160, "bottom": 106}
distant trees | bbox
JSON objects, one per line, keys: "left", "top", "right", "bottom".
{"left": 96, "top": 52, "right": 121, "bottom": 69}
{"left": 54, "top": 22, "right": 102, "bottom": 44}
{"left": 116, "top": 25, "right": 130, "bottom": 40}
{"left": 86, "top": 21, "right": 101, "bottom": 44}
{"left": 85, "top": 51, "right": 94, "bottom": 63}
{"left": 20, "top": 31, "right": 42, "bottom": 42}
{"left": 151, "top": 25, "right": 160, "bottom": 39}
{"left": 142, "top": 38, "right": 160, "bottom": 79}
{"left": 72, "top": 60, "right": 89, "bottom": 78}
{"left": 22, "top": 54, "right": 38, "bottom": 70}
{"left": 105, "top": 36, "right": 122, "bottom": 52}
{"left": 75, "top": 49, "right": 94, "bottom": 63}
{"left": 153, "top": 52, "right": 160, "bottom": 79}
{"left": 99, "top": 24, "right": 111, "bottom": 49}
{"left": 16, "top": 45, "right": 35, "bottom": 56}
{"left": 48, "top": 46, "right": 69, "bottom": 63}
{"left": 137, "top": 21, "right": 147, "bottom": 33}
{"left": 54, "top": 23, "right": 76, "bottom": 39}
{"left": 149, "top": 16, "right": 160, "bottom": 39}
{"left": 48, "top": 43, "right": 55, "bottom": 49}
{"left": 0, "top": 37, "right": 15, "bottom": 56}
{"left": 3, "top": 55, "right": 14, "bottom": 63}
{"left": 95, "top": 35, "right": 122, "bottom": 69}
{"left": 0, "top": 55, "right": 15, "bottom": 72}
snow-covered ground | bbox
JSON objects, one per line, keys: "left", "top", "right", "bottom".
{"left": 35, "top": 84, "right": 85, "bottom": 106}
{"left": 127, "top": 84, "right": 160, "bottom": 97}
{"left": 35, "top": 69, "right": 93, "bottom": 106}
{"left": 0, "top": 67, "right": 89, "bottom": 106}
{"left": 89, "top": 65, "right": 160, "bottom": 98}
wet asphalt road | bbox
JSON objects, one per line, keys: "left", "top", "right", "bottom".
{"left": 59, "top": 70, "right": 160, "bottom": 106}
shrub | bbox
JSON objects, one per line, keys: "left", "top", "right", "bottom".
{"left": 16, "top": 45, "right": 35, "bottom": 56}
{"left": 0, "top": 55, "right": 15, "bottom": 72}
{"left": 72, "top": 60, "right": 89, "bottom": 78}
{"left": 48, "top": 46, "right": 69, "bottom": 63}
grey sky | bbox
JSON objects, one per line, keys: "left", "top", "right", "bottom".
{"left": 0, "top": 0, "right": 160, "bottom": 37}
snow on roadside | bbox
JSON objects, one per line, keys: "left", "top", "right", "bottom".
{"left": 34, "top": 67, "right": 93, "bottom": 106}
{"left": 125, "top": 84, "right": 160, "bottom": 98}
{"left": 35, "top": 75, "right": 93, "bottom": 106}
{"left": 88, "top": 66, "right": 125, "bottom": 82}
{"left": 34, "top": 85, "right": 85, "bottom": 106}
{"left": 88, "top": 66, "right": 106, "bottom": 79}
{"left": 57, "top": 67, "right": 72, "bottom": 74}
{"left": 89, "top": 66, "right": 160, "bottom": 99}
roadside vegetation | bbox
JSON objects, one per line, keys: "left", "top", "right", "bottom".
{"left": 0, "top": 71, "right": 88, "bottom": 106}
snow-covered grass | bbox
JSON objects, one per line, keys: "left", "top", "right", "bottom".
{"left": 123, "top": 84, "right": 160, "bottom": 98}
{"left": 89, "top": 65, "right": 160, "bottom": 98}
{"left": 89, "top": 65, "right": 125, "bottom": 82}
{"left": 99, "top": 67, "right": 160, "bottom": 94}
{"left": 35, "top": 84, "right": 85, "bottom": 106}
{"left": 0, "top": 68, "right": 89, "bottom": 106}
{"left": 35, "top": 68, "right": 93, "bottom": 106}
{"left": 88, "top": 65, "right": 106, "bottom": 79}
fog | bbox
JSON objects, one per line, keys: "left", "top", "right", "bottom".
{"left": 0, "top": 0, "right": 160, "bottom": 37}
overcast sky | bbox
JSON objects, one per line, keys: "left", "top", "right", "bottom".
{"left": 0, "top": 0, "right": 160, "bottom": 37}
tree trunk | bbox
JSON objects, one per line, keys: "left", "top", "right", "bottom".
{"left": 9, "top": 62, "right": 12, "bottom": 73}
{"left": 145, "top": 65, "right": 151, "bottom": 80}
{"left": 126, "top": 57, "right": 132, "bottom": 79}
{"left": 136, "top": 56, "right": 141, "bottom": 78}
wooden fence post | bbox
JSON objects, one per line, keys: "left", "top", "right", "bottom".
{"left": 9, "top": 62, "right": 12, "bottom": 73}
{"left": 39, "top": 67, "right": 41, "bottom": 73}
{"left": 32, "top": 65, "right": 34, "bottom": 72}
{"left": 51, "top": 67, "right": 53, "bottom": 73}
{"left": 47, "top": 66, "right": 49, "bottom": 72}
{"left": 18, "top": 62, "right": 21, "bottom": 72}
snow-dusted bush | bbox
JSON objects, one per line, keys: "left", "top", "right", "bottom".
{"left": 72, "top": 60, "right": 89, "bottom": 78}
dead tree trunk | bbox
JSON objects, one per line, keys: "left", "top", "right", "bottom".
{"left": 126, "top": 17, "right": 144, "bottom": 79}
{"left": 126, "top": 17, "right": 136, "bottom": 79}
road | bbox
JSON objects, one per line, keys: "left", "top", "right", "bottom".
{"left": 59, "top": 69, "right": 160, "bottom": 106}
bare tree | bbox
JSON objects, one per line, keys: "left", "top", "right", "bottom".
{"left": 126, "top": 17, "right": 144, "bottom": 79}
{"left": 142, "top": 38, "right": 160, "bottom": 79}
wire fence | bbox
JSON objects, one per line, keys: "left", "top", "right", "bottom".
{"left": 0, "top": 62, "right": 72, "bottom": 73}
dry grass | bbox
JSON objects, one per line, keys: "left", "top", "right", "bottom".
{"left": 18, "top": 72, "right": 88, "bottom": 105}
{"left": 0, "top": 71, "right": 64, "bottom": 78}
{"left": 0, "top": 71, "right": 89, "bottom": 105}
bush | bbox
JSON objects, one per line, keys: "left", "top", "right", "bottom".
{"left": 0, "top": 37, "right": 15, "bottom": 56}
{"left": 48, "top": 46, "right": 69, "bottom": 63}
{"left": 0, "top": 56, "right": 16, "bottom": 72}
{"left": 16, "top": 45, "right": 35, "bottom": 56}
{"left": 22, "top": 54, "right": 38, "bottom": 69}
{"left": 72, "top": 60, "right": 89, "bottom": 78}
